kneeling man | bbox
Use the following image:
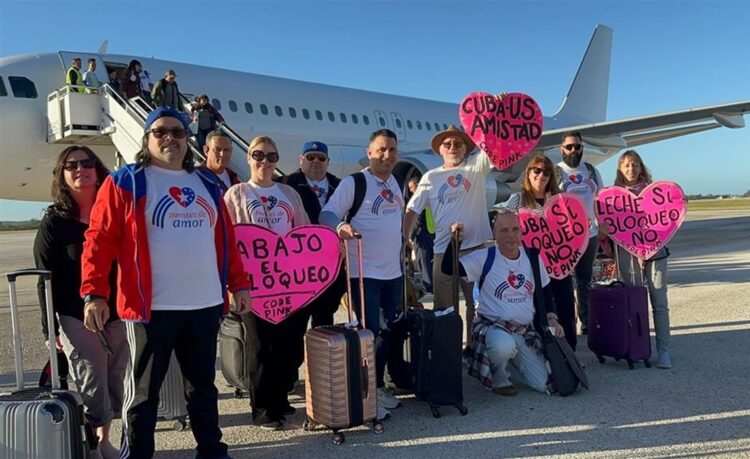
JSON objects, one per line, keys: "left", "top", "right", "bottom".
{"left": 443, "top": 209, "right": 563, "bottom": 395}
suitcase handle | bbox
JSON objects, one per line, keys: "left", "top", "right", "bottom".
{"left": 343, "top": 234, "right": 366, "bottom": 329}
{"left": 7, "top": 269, "right": 60, "bottom": 392}
{"left": 361, "top": 357, "right": 369, "bottom": 399}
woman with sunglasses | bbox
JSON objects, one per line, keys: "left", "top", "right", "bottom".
{"left": 613, "top": 150, "right": 672, "bottom": 369}
{"left": 33, "top": 146, "right": 126, "bottom": 459}
{"left": 506, "top": 154, "right": 578, "bottom": 350}
{"left": 224, "top": 136, "right": 311, "bottom": 431}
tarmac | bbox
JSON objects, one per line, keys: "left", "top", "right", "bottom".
{"left": 1, "top": 211, "right": 749, "bottom": 458}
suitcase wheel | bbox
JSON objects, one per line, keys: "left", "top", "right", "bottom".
{"left": 644, "top": 359, "right": 652, "bottom": 368}
{"left": 430, "top": 406, "right": 441, "bottom": 418}
{"left": 372, "top": 421, "right": 384, "bottom": 435}
{"left": 597, "top": 355, "right": 605, "bottom": 364}
{"left": 627, "top": 359, "right": 635, "bottom": 370}
{"left": 332, "top": 431, "right": 345, "bottom": 445}
{"left": 456, "top": 404, "right": 468, "bottom": 416}
{"left": 234, "top": 388, "right": 244, "bottom": 399}
{"left": 302, "top": 419, "right": 316, "bottom": 431}
{"left": 173, "top": 417, "right": 190, "bottom": 431}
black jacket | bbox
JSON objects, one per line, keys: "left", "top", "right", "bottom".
{"left": 276, "top": 169, "right": 341, "bottom": 224}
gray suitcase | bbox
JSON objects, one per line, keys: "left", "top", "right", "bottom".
{"left": 0, "top": 269, "right": 95, "bottom": 458}
{"left": 157, "top": 351, "right": 190, "bottom": 431}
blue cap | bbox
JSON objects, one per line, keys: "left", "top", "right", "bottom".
{"left": 144, "top": 106, "right": 191, "bottom": 133}
{"left": 302, "top": 141, "right": 328, "bottom": 155}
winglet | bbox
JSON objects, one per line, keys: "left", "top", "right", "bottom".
{"left": 97, "top": 40, "right": 109, "bottom": 55}
{"left": 551, "top": 25, "right": 613, "bottom": 125}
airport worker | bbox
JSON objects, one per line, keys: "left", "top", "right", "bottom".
{"left": 80, "top": 106, "right": 251, "bottom": 459}
{"left": 275, "top": 140, "right": 347, "bottom": 327}
{"left": 402, "top": 124, "right": 493, "bottom": 353}
{"left": 120, "top": 59, "right": 143, "bottom": 99}
{"left": 34, "top": 146, "right": 127, "bottom": 459}
{"left": 320, "top": 128, "right": 405, "bottom": 421}
{"left": 612, "top": 150, "right": 673, "bottom": 368}
{"left": 555, "top": 131, "right": 604, "bottom": 335}
{"left": 191, "top": 94, "right": 225, "bottom": 150}
{"left": 442, "top": 209, "right": 563, "bottom": 395}
{"left": 81, "top": 58, "right": 102, "bottom": 92}
{"left": 406, "top": 175, "right": 436, "bottom": 293}
{"left": 66, "top": 57, "right": 83, "bottom": 92}
{"left": 506, "top": 155, "right": 578, "bottom": 350}
{"left": 199, "top": 130, "right": 240, "bottom": 193}
{"left": 151, "top": 69, "right": 182, "bottom": 110}
{"left": 223, "top": 136, "right": 312, "bottom": 431}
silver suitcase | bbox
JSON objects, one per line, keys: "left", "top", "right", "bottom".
{"left": 157, "top": 351, "right": 190, "bottom": 431}
{"left": 0, "top": 269, "right": 94, "bottom": 458}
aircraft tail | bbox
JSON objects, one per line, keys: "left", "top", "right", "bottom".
{"left": 552, "top": 25, "right": 613, "bottom": 124}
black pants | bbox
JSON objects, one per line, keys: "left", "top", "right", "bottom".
{"left": 549, "top": 276, "right": 577, "bottom": 350}
{"left": 574, "top": 236, "right": 600, "bottom": 327}
{"left": 305, "top": 266, "right": 347, "bottom": 328}
{"left": 121, "top": 305, "right": 226, "bottom": 459}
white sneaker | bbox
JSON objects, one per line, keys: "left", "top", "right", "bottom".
{"left": 376, "top": 403, "right": 391, "bottom": 421}
{"left": 377, "top": 387, "right": 401, "bottom": 409}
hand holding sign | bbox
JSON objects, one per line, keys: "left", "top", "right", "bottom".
{"left": 458, "top": 92, "right": 543, "bottom": 170}
{"left": 234, "top": 224, "right": 343, "bottom": 324}
{"left": 518, "top": 193, "right": 590, "bottom": 279}
{"left": 595, "top": 181, "right": 686, "bottom": 259}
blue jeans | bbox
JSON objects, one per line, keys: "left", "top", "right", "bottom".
{"left": 349, "top": 276, "right": 402, "bottom": 388}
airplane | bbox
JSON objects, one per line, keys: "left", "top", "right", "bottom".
{"left": 1, "top": 24, "right": 748, "bottom": 206}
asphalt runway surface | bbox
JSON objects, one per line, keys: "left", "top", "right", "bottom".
{"left": 1, "top": 211, "right": 749, "bottom": 458}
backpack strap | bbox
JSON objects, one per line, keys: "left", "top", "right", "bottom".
{"left": 345, "top": 172, "right": 366, "bottom": 224}
{"left": 478, "top": 246, "right": 496, "bottom": 292}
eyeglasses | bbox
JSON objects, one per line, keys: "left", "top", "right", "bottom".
{"left": 148, "top": 127, "right": 188, "bottom": 139}
{"left": 441, "top": 141, "right": 465, "bottom": 149}
{"left": 529, "top": 166, "right": 551, "bottom": 177}
{"left": 62, "top": 158, "right": 96, "bottom": 171}
{"left": 304, "top": 153, "right": 327, "bottom": 162}
{"left": 562, "top": 143, "right": 582, "bottom": 152}
{"left": 250, "top": 150, "right": 280, "bottom": 163}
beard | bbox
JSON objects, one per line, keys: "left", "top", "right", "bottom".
{"left": 562, "top": 152, "right": 583, "bottom": 168}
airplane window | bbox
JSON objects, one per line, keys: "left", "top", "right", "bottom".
{"left": 416, "top": 121, "right": 422, "bottom": 130}
{"left": 289, "top": 107, "right": 297, "bottom": 118}
{"left": 425, "top": 122, "right": 431, "bottom": 131}
{"left": 363, "top": 115, "right": 370, "bottom": 125}
{"left": 8, "top": 76, "right": 38, "bottom": 99}
{"left": 434, "top": 122, "right": 440, "bottom": 131}
{"left": 302, "top": 108, "right": 310, "bottom": 119}
{"left": 275, "top": 106, "right": 283, "bottom": 117}
{"left": 395, "top": 118, "right": 402, "bottom": 129}
{"left": 407, "top": 120, "right": 413, "bottom": 129}
{"left": 443, "top": 123, "right": 448, "bottom": 130}
{"left": 0, "top": 77, "right": 6, "bottom": 97}
{"left": 261, "top": 104, "right": 269, "bottom": 115}
{"left": 378, "top": 116, "right": 386, "bottom": 127}
{"left": 212, "top": 98, "right": 222, "bottom": 110}
{"left": 315, "top": 110, "right": 323, "bottom": 121}
{"left": 245, "top": 102, "right": 253, "bottom": 114}
{"left": 352, "top": 114, "right": 358, "bottom": 124}
{"left": 228, "top": 100, "right": 238, "bottom": 112}
{"left": 340, "top": 113, "right": 347, "bottom": 123}
{"left": 328, "top": 111, "right": 335, "bottom": 122}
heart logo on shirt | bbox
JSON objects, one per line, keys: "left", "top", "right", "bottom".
{"left": 169, "top": 187, "right": 195, "bottom": 207}
{"left": 260, "top": 195, "right": 277, "bottom": 210}
{"left": 447, "top": 174, "right": 464, "bottom": 188}
{"left": 380, "top": 189, "right": 395, "bottom": 203}
{"left": 508, "top": 272, "right": 525, "bottom": 289}
{"left": 569, "top": 174, "right": 584, "bottom": 184}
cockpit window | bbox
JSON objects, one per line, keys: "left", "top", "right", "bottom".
{"left": 8, "top": 76, "right": 37, "bottom": 98}
{"left": 0, "top": 77, "right": 7, "bottom": 97}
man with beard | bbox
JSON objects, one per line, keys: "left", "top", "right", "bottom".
{"left": 402, "top": 125, "right": 493, "bottom": 353}
{"left": 81, "top": 106, "right": 251, "bottom": 458}
{"left": 555, "top": 131, "right": 604, "bottom": 335}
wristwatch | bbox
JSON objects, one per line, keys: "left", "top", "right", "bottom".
{"left": 83, "top": 294, "right": 104, "bottom": 304}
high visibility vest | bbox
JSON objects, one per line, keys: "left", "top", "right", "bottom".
{"left": 66, "top": 66, "right": 83, "bottom": 92}
{"left": 425, "top": 207, "right": 436, "bottom": 235}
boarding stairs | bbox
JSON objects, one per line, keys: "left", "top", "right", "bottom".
{"left": 46, "top": 84, "right": 252, "bottom": 179}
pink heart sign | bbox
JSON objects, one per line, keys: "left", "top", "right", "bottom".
{"left": 518, "top": 193, "right": 590, "bottom": 279}
{"left": 595, "top": 181, "right": 686, "bottom": 259}
{"left": 234, "top": 224, "right": 342, "bottom": 324}
{"left": 458, "top": 92, "right": 543, "bottom": 170}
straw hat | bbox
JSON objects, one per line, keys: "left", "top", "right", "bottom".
{"left": 430, "top": 125, "right": 476, "bottom": 154}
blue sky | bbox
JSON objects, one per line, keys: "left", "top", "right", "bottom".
{"left": 1, "top": 0, "right": 748, "bottom": 220}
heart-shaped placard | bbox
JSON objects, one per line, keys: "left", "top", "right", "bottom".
{"left": 518, "top": 193, "right": 590, "bottom": 279}
{"left": 458, "top": 92, "right": 543, "bottom": 170}
{"left": 595, "top": 181, "right": 686, "bottom": 259}
{"left": 234, "top": 224, "right": 342, "bottom": 324}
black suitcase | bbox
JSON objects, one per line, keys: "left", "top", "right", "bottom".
{"left": 1, "top": 269, "right": 95, "bottom": 458}
{"left": 218, "top": 312, "right": 258, "bottom": 398}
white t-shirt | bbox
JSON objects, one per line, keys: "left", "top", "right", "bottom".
{"left": 243, "top": 182, "right": 294, "bottom": 234}
{"left": 461, "top": 246, "right": 549, "bottom": 325}
{"left": 407, "top": 152, "right": 493, "bottom": 253}
{"left": 144, "top": 167, "right": 223, "bottom": 310}
{"left": 322, "top": 169, "right": 403, "bottom": 279}
{"left": 306, "top": 176, "right": 330, "bottom": 208}
{"left": 217, "top": 170, "right": 232, "bottom": 190}
{"left": 557, "top": 161, "right": 603, "bottom": 237}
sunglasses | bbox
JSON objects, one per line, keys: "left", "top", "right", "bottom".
{"left": 62, "top": 158, "right": 96, "bottom": 171}
{"left": 562, "top": 143, "right": 582, "bottom": 152}
{"left": 148, "top": 127, "right": 188, "bottom": 139}
{"left": 529, "top": 166, "right": 551, "bottom": 177}
{"left": 250, "top": 150, "right": 280, "bottom": 163}
{"left": 441, "top": 141, "right": 465, "bottom": 149}
{"left": 305, "top": 153, "right": 327, "bottom": 162}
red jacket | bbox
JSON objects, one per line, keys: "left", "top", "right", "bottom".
{"left": 81, "top": 164, "right": 249, "bottom": 322}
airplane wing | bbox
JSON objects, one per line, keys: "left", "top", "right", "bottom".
{"left": 539, "top": 99, "right": 750, "bottom": 152}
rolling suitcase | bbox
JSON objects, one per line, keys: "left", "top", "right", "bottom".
{"left": 303, "top": 236, "right": 383, "bottom": 444}
{"left": 1, "top": 269, "right": 95, "bottom": 458}
{"left": 218, "top": 312, "right": 256, "bottom": 399}
{"left": 156, "top": 352, "right": 190, "bottom": 431}
{"left": 588, "top": 246, "right": 652, "bottom": 369}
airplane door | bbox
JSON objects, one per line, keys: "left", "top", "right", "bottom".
{"left": 58, "top": 52, "right": 109, "bottom": 87}
{"left": 390, "top": 112, "right": 406, "bottom": 140}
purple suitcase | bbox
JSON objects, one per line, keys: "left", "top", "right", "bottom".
{"left": 588, "top": 282, "right": 652, "bottom": 369}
